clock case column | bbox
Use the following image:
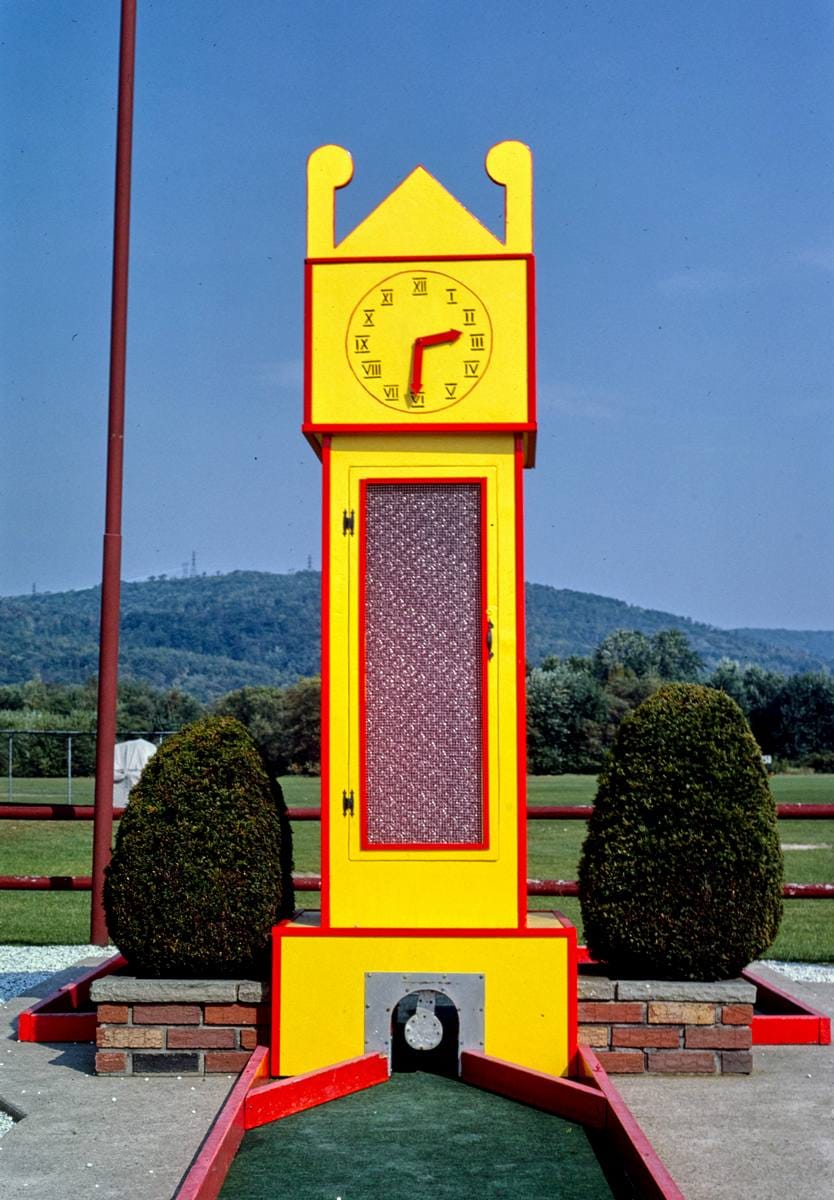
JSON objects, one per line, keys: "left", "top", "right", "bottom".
{"left": 319, "top": 432, "right": 529, "bottom": 932}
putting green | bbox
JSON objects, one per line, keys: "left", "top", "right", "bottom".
{"left": 219, "top": 1072, "right": 615, "bottom": 1199}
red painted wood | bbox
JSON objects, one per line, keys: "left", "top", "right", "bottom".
{"left": 319, "top": 435, "right": 331, "bottom": 928}
{"left": 742, "top": 968, "right": 832, "bottom": 1045}
{"left": 751, "top": 1014, "right": 828, "bottom": 1045}
{"left": 175, "top": 1046, "right": 269, "bottom": 1200}
{"left": 20, "top": 1012, "right": 98, "bottom": 1042}
{"left": 576, "top": 1045, "right": 686, "bottom": 1200}
{"left": 245, "top": 1053, "right": 389, "bottom": 1130}
{"left": 514, "top": 436, "right": 528, "bottom": 927}
{"left": 17, "top": 953, "right": 125, "bottom": 1043}
{"left": 460, "top": 1050, "right": 606, "bottom": 1130}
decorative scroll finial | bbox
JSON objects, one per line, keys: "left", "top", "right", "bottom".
{"left": 306, "top": 141, "right": 533, "bottom": 257}
{"left": 485, "top": 140, "right": 533, "bottom": 253}
{"left": 307, "top": 145, "right": 354, "bottom": 257}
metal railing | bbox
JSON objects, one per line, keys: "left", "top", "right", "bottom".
{"left": 1, "top": 729, "right": 176, "bottom": 804}
{"left": 2, "top": 800, "right": 832, "bottom": 900}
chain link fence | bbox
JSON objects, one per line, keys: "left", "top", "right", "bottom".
{"left": 0, "top": 730, "right": 176, "bottom": 804}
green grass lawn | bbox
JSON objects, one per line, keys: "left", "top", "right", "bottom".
{"left": 1, "top": 774, "right": 832, "bottom": 961}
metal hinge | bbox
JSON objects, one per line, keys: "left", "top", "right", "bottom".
{"left": 342, "top": 510, "right": 355, "bottom": 535}
{"left": 342, "top": 789, "right": 354, "bottom": 816}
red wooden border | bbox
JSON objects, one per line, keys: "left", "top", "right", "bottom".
{"left": 17, "top": 953, "right": 125, "bottom": 1042}
{"left": 576, "top": 1045, "right": 686, "bottom": 1200}
{"left": 460, "top": 1050, "right": 606, "bottom": 1129}
{"left": 319, "top": 435, "right": 332, "bottom": 929}
{"left": 514, "top": 435, "right": 528, "bottom": 927}
{"left": 245, "top": 1052, "right": 388, "bottom": 1129}
{"left": 174, "top": 1046, "right": 269, "bottom": 1200}
{"left": 357, "top": 476, "right": 490, "bottom": 852}
{"left": 743, "top": 967, "right": 832, "bottom": 1045}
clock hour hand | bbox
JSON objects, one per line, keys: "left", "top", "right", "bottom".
{"left": 409, "top": 328, "right": 461, "bottom": 396}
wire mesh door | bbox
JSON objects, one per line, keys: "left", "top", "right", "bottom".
{"left": 360, "top": 480, "right": 487, "bottom": 848}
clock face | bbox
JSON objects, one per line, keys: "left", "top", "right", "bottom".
{"left": 345, "top": 269, "right": 493, "bottom": 414}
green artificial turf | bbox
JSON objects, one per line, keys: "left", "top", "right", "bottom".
{"left": 219, "top": 1072, "right": 614, "bottom": 1200}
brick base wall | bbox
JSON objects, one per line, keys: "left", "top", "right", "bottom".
{"left": 90, "top": 976, "right": 268, "bottom": 1076}
{"left": 578, "top": 974, "right": 756, "bottom": 1074}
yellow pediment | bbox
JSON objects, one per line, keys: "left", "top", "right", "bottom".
{"left": 307, "top": 141, "right": 532, "bottom": 259}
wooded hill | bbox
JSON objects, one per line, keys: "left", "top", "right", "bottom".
{"left": 1, "top": 570, "right": 832, "bottom": 702}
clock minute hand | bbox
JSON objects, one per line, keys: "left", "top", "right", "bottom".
{"left": 409, "top": 328, "right": 461, "bottom": 396}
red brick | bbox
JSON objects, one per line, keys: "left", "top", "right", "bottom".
{"left": 686, "top": 1025, "right": 751, "bottom": 1050}
{"left": 95, "top": 1050, "right": 127, "bottom": 1073}
{"left": 648, "top": 1051, "right": 716, "bottom": 1074}
{"left": 133, "top": 1004, "right": 202, "bottom": 1025}
{"left": 721, "top": 1004, "right": 754, "bottom": 1026}
{"left": 578, "top": 1002, "right": 645, "bottom": 1024}
{"left": 594, "top": 1051, "right": 645, "bottom": 1073}
{"left": 239, "top": 1027, "right": 270, "bottom": 1050}
{"left": 97, "top": 1004, "right": 129, "bottom": 1024}
{"left": 167, "top": 1027, "right": 236, "bottom": 1049}
{"left": 204, "top": 1003, "right": 268, "bottom": 1026}
{"left": 721, "top": 1050, "right": 753, "bottom": 1074}
{"left": 205, "top": 1050, "right": 252, "bottom": 1073}
{"left": 612, "top": 1025, "right": 680, "bottom": 1049}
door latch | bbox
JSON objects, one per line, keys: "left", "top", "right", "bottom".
{"left": 342, "top": 510, "right": 355, "bottom": 536}
{"left": 342, "top": 789, "right": 354, "bottom": 816}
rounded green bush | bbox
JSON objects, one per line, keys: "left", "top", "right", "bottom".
{"left": 104, "top": 715, "right": 294, "bottom": 976}
{"left": 578, "top": 684, "right": 783, "bottom": 980}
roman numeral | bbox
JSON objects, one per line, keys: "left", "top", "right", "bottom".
{"left": 444, "top": 382, "right": 458, "bottom": 398}
{"left": 412, "top": 276, "right": 428, "bottom": 295}
{"left": 383, "top": 383, "right": 399, "bottom": 400}
{"left": 469, "top": 333, "right": 485, "bottom": 350}
{"left": 463, "top": 308, "right": 476, "bottom": 325}
{"left": 363, "top": 309, "right": 375, "bottom": 327}
{"left": 464, "top": 360, "right": 480, "bottom": 377}
{"left": 380, "top": 288, "right": 394, "bottom": 306}
{"left": 362, "top": 360, "right": 382, "bottom": 378}
{"left": 446, "top": 287, "right": 457, "bottom": 304}
{"left": 407, "top": 390, "right": 425, "bottom": 407}
{"left": 354, "top": 335, "right": 370, "bottom": 353}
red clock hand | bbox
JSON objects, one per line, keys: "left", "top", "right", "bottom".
{"left": 409, "top": 329, "right": 461, "bottom": 396}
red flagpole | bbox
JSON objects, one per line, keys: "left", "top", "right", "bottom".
{"left": 91, "top": 0, "right": 137, "bottom": 944}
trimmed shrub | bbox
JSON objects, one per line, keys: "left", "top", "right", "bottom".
{"left": 578, "top": 684, "right": 783, "bottom": 980}
{"left": 104, "top": 716, "right": 294, "bottom": 976}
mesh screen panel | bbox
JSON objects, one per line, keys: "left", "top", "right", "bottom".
{"left": 363, "top": 481, "right": 484, "bottom": 845}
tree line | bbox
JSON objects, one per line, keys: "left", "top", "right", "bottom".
{"left": 2, "top": 627, "right": 833, "bottom": 778}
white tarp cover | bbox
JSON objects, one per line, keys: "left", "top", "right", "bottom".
{"left": 113, "top": 738, "right": 157, "bottom": 804}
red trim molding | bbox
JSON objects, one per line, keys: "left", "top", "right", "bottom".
{"left": 576, "top": 1045, "right": 686, "bottom": 1200}
{"left": 174, "top": 1046, "right": 269, "bottom": 1200}
{"left": 245, "top": 1053, "right": 389, "bottom": 1129}
{"left": 17, "top": 953, "right": 125, "bottom": 1043}
{"left": 460, "top": 1050, "right": 606, "bottom": 1130}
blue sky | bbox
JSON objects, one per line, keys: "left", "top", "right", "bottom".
{"left": 2, "top": 1, "right": 832, "bottom": 630}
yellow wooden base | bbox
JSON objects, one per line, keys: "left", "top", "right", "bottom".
{"left": 272, "top": 912, "right": 576, "bottom": 1079}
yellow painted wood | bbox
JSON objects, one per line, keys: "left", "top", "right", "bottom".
{"left": 276, "top": 916, "right": 572, "bottom": 1078}
{"left": 308, "top": 257, "right": 530, "bottom": 429}
{"left": 326, "top": 435, "right": 521, "bottom": 929}
{"left": 306, "top": 141, "right": 531, "bottom": 258}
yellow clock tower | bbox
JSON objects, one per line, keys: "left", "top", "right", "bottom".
{"left": 271, "top": 142, "right": 576, "bottom": 1081}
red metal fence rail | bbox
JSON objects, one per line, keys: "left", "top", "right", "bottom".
{"left": 2, "top": 802, "right": 832, "bottom": 899}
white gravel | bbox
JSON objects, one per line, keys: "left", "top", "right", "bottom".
{"left": 757, "top": 959, "right": 834, "bottom": 983}
{"left": 0, "top": 943, "right": 114, "bottom": 1006}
